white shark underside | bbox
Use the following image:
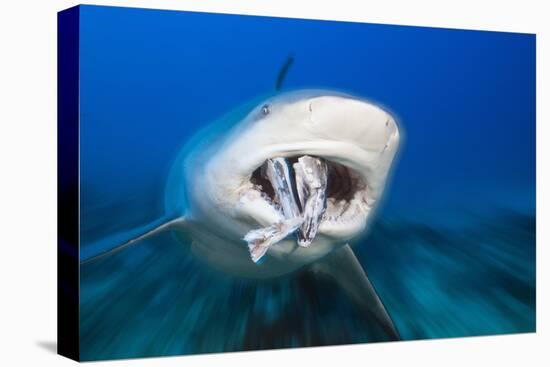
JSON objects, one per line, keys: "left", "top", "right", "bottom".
{"left": 82, "top": 90, "right": 401, "bottom": 340}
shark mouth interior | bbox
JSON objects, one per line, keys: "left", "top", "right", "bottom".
{"left": 245, "top": 155, "right": 371, "bottom": 262}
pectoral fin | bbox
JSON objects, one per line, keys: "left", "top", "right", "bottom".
{"left": 309, "top": 244, "right": 400, "bottom": 340}
{"left": 80, "top": 216, "right": 188, "bottom": 265}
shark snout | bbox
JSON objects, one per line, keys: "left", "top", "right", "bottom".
{"left": 308, "top": 96, "right": 398, "bottom": 152}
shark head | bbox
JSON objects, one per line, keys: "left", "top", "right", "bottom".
{"left": 182, "top": 90, "right": 400, "bottom": 271}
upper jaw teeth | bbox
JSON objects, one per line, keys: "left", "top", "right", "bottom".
{"left": 244, "top": 155, "right": 328, "bottom": 263}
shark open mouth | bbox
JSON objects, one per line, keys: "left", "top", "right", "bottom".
{"left": 245, "top": 155, "right": 371, "bottom": 262}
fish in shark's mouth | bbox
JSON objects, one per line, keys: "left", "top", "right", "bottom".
{"left": 244, "top": 155, "right": 370, "bottom": 262}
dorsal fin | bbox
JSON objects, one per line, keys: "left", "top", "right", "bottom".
{"left": 275, "top": 55, "right": 294, "bottom": 91}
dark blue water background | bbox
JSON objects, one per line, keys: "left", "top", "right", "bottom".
{"left": 77, "top": 5, "right": 535, "bottom": 360}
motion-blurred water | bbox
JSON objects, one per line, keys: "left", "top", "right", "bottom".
{"left": 80, "top": 208, "right": 535, "bottom": 360}
{"left": 77, "top": 5, "right": 535, "bottom": 360}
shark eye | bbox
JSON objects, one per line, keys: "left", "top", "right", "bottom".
{"left": 261, "top": 104, "right": 270, "bottom": 115}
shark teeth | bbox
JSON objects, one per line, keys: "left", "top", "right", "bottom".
{"left": 244, "top": 155, "right": 328, "bottom": 263}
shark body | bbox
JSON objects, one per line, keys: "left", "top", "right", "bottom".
{"left": 83, "top": 89, "right": 402, "bottom": 340}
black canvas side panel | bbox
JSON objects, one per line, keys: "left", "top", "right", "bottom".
{"left": 57, "top": 6, "right": 80, "bottom": 362}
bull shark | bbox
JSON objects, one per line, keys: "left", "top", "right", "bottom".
{"left": 82, "top": 89, "right": 401, "bottom": 340}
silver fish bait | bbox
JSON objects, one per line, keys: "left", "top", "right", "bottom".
{"left": 244, "top": 157, "right": 303, "bottom": 262}
{"left": 244, "top": 217, "right": 302, "bottom": 263}
{"left": 264, "top": 158, "right": 301, "bottom": 220}
{"left": 244, "top": 156, "right": 328, "bottom": 262}
{"left": 293, "top": 156, "right": 328, "bottom": 247}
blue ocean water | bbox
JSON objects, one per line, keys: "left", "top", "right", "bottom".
{"left": 77, "top": 5, "right": 536, "bottom": 360}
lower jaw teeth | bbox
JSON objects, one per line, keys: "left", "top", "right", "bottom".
{"left": 244, "top": 155, "right": 328, "bottom": 262}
